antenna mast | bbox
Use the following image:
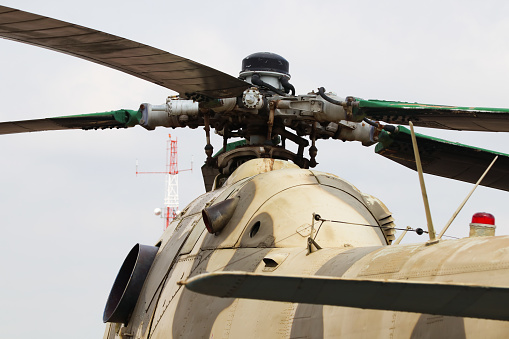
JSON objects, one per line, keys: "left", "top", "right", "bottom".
{"left": 136, "top": 134, "right": 192, "bottom": 230}
{"left": 165, "top": 135, "right": 179, "bottom": 229}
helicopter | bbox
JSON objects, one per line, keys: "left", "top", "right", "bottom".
{"left": 2, "top": 2, "right": 508, "bottom": 339}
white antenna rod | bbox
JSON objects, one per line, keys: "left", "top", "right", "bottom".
{"left": 408, "top": 121, "right": 436, "bottom": 242}
{"left": 393, "top": 226, "right": 412, "bottom": 245}
{"left": 437, "top": 155, "right": 498, "bottom": 239}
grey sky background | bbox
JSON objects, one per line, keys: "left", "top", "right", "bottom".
{"left": 2, "top": 1, "right": 509, "bottom": 338}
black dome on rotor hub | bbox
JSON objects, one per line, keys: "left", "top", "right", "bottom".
{"left": 241, "top": 52, "right": 290, "bottom": 76}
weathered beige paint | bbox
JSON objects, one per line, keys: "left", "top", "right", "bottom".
{"left": 104, "top": 159, "right": 509, "bottom": 339}
{"left": 470, "top": 224, "right": 496, "bottom": 237}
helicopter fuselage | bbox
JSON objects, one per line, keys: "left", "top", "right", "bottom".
{"left": 103, "top": 159, "right": 509, "bottom": 338}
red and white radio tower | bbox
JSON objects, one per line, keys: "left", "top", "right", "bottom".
{"left": 136, "top": 134, "right": 192, "bottom": 230}
{"left": 165, "top": 135, "right": 179, "bottom": 229}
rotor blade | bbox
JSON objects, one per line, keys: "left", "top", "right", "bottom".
{"left": 183, "top": 271, "right": 509, "bottom": 321}
{"left": 0, "top": 109, "right": 139, "bottom": 134}
{"left": 0, "top": 6, "right": 250, "bottom": 99}
{"left": 375, "top": 126, "right": 509, "bottom": 191}
{"left": 358, "top": 99, "right": 509, "bottom": 132}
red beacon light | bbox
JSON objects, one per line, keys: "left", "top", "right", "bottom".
{"left": 471, "top": 212, "right": 495, "bottom": 225}
{"left": 469, "top": 212, "right": 496, "bottom": 237}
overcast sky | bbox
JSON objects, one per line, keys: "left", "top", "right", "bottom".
{"left": 2, "top": 1, "right": 509, "bottom": 338}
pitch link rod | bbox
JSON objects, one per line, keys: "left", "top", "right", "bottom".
{"left": 203, "top": 113, "right": 213, "bottom": 163}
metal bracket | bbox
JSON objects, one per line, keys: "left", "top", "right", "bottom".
{"left": 307, "top": 237, "right": 322, "bottom": 255}
{"left": 119, "top": 326, "right": 133, "bottom": 338}
{"left": 306, "top": 213, "right": 322, "bottom": 255}
{"left": 344, "top": 96, "right": 356, "bottom": 120}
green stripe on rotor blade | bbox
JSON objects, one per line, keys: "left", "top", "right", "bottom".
{"left": 56, "top": 109, "right": 141, "bottom": 128}
{"left": 0, "top": 109, "right": 140, "bottom": 135}
{"left": 360, "top": 99, "right": 509, "bottom": 112}
{"left": 357, "top": 99, "right": 509, "bottom": 131}
{"left": 375, "top": 126, "right": 509, "bottom": 191}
